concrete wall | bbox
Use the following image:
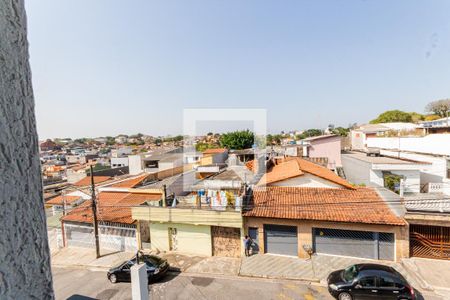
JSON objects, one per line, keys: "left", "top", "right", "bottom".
{"left": 245, "top": 218, "right": 409, "bottom": 261}
{"left": 370, "top": 169, "right": 420, "bottom": 194}
{"left": 149, "top": 222, "right": 212, "bottom": 256}
{"left": 0, "top": 1, "right": 54, "bottom": 297}
{"left": 342, "top": 155, "right": 421, "bottom": 193}
{"left": 111, "top": 156, "right": 129, "bottom": 168}
{"left": 351, "top": 130, "right": 366, "bottom": 150}
{"left": 342, "top": 155, "right": 371, "bottom": 185}
{"left": 367, "top": 134, "right": 450, "bottom": 156}
{"left": 308, "top": 136, "right": 342, "bottom": 169}
{"left": 128, "top": 155, "right": 143, "bottom": 175}
{"left": 380, "top": 150, "right": 450, "bottom": 195}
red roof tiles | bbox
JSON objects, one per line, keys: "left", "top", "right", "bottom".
{"left": 62, "top": 191, "right": 162, "bottom": 224}
{"left": 203, "top": 148, "right": 227, "bottom": 155}
{"left": 244, "top": 186, "right": 405, "bottom": 226}
{"left": 259, "top": 157, "right": 355, "bottom": 189}
{"left": 110, "top": 174, "right": 150, "bottom": 188}
{"left": 73, "top": 176, "right": 112, "bottom": 187}
{"left": 46, "top": 195, "right": 82, "bottom": 206}
{"left": 260, "top": 159, "right": 304, "bottom": 185}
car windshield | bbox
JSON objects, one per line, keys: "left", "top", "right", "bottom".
{"left": 343, "top": 265, "right": 359, "bottom": 282}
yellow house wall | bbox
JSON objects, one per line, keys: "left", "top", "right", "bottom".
{"left": 245, "top": 217, "right": 409, "bottom": 261}
{"left": 132, "top": 206, "right": 243, "bottom": 228}
{"left": 149, "top": 222, "right": 212, "bottom": 256}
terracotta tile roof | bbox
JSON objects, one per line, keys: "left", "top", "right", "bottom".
{"left": 294, "top": 157, "right": 354, "bottom": 189}
{"left": 245, "top": 160, "right": 255, "bottom": 172}
{"left": 260, "top": 159, "right": 304, "bottom": 185}
{"left": 244, "top": 186, "right": 405, "bottom": 226}
{"left": 73, "top": 176, "right": 112, "bottom": 187}
{"left": 109, "top": 174, "right": 150, "bottom": 188}
{"left": 46, "top": 195, "right": 82, "bottom": 205}
{"left": 203, "top": 148, "right": 227, "bottom": 155}
{"left": 258, "top": 157, "right": 355, "bottom": 189}
{"left": 62, "top": 191, "right": 162, "bottom": 224}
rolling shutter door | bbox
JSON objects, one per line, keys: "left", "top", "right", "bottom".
{"left": 264, "top": 225, "right": 298, "bottom": 256}
{"left": 313, "top": 228, "right": 394, "bottom": 260}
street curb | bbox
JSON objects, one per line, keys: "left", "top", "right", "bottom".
{"left": 238, "top": 272, "right": 321, "bottom": 284}
{"left": 178, "top": 270, "right": 325, "bottom": 286}
{"left": 52, "top": 264, "right": 111, "bottom": 272}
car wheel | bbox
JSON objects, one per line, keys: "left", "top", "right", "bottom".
{"left": 338, "top": 292, "right": 352, "bottom": 300}
{"left": 109, "top": 274, "right": 117, "bottom": 283}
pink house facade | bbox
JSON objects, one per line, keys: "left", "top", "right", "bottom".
{"left": 302, "top": 135, "right": 342, "bottom": 170}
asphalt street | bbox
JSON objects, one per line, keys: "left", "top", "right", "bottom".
{"left": 52, "top": 267, "right": 333, "bottom": 300}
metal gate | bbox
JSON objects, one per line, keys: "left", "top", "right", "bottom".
{"left": 264, "top": 225, "right": 298, "bottom": 256}
{"left": 410, "top": 225, "right": 450, "bottom": 260}
{"left": 313, "top": 228, "right": 394, "bottom": 260}
{"left": 211, "top": 226, "right": 241, "bottom": 257}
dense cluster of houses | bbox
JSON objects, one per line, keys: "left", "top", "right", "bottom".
{"left": 45, "top": 119, "right": 450, "bottom": 262}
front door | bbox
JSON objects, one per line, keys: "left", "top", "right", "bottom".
{"left": 248, "top": 227, "right": 259, "bottom": 254}
{"left": 168, "top": 227, "right": 178, "bottom": 251}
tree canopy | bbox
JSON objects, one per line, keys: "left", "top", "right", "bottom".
{"left": 331, "top": 127, "right": 350, "bottom": 136}
{"left": 219, "top": 130, "right": 254, "bottom": 150}
{"left": 370, "top": 110, "right": 414, "bottom": 124}
{"left": 296, "top": 129, "right": 323, "bottom": 140}
{"left": 425, "top": 99, "right": 450, "bottom": 117}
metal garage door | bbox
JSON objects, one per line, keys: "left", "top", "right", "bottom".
{"left": 65, "top": 224, "right": 95, "bottom": 248}
{"left": 313, "top": 228, "right": 394, "bottom": 260}
{"left": 264, "top": 225, "right": 298, "bottom": 256}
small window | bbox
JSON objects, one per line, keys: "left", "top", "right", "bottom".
{"left": 359, "top": 276, "right": 377, "bottom": 288}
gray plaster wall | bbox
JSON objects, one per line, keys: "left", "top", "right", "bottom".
{"left": 0, "top": 0, "right": 54, "bottom": 299}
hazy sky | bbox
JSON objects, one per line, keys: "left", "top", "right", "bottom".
{"left": 26, "top": 0, "right": 450, "bottom": 139}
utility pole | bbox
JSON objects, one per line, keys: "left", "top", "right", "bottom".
{"left": 62, "top": 190, "right": 66, "bottom": 216}
{"left": 90, "top": 165, "right": 101, "bottom": 258}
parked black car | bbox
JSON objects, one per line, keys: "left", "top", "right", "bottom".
{"left": 327, "top": 263, "right": 415, "bottom": 300}
{"left": 107, "top": 254, "right": 169, "bottom": 284}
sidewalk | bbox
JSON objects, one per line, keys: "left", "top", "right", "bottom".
{"left": 401, "top": 257, "right": 450, "bottom": 299}
{"left": 51, "top": 247, "right": 240, "bottom": 276}
{"left": 51, "top": 247, "right": 449, "bottom": 299}
{"left": 239, "top": 254, "right": 317, "bottom": 282}
{"left": 239, "top": 253, "right": 437, "bottom": 294}
{"left": 51, "top": 247, "right": 135, "bottom": 270}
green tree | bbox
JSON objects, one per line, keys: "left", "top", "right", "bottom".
{"left": 195, "top": 142, "right": 217, "bottom": 152}
{"left": 409, "top": 112, "right": 425, "bottom": 123}
{"left": 105, "top": 136, "right": 115, "bottom": 146}
{"left": 219, "top": 130, "right": 254, "bottom": 150}
{"left": 331, "top": 127, "right": 350, "bottom": 136}
{"left": 370, "top": 110, "right": 413, "bottom": 124}
{"left": 297, "top": 129, "right": 323, "bottom": 139}
{"left": 425, "top": 99, "right": 450, "bottom": 117}
{"left": 424, "top": 114, "right": 441, "bottom": 121}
